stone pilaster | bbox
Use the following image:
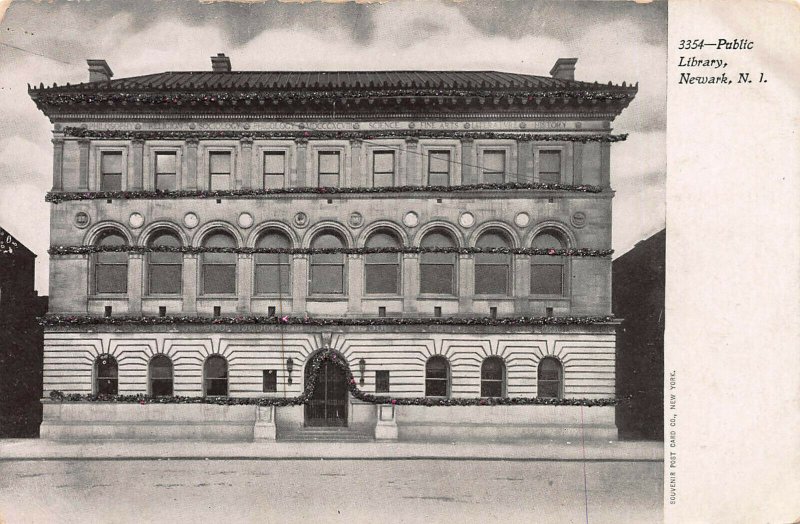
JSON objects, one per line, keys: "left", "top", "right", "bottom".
{"left": 293, "top": 138, "right": 308, "bottom": 187}
{"left": 517, "top": 140, "right": 534, "bottom": 184}
{"left": 182, "top": 253, "right": 198, "bottom": 314}
{"left": 237, "top": 253, "right": 253, "bottom": 314}
{"left": 292, "top": 254, "right": 308, "bottom": 314}
{"left": 131, "top": 138, "right": 144, "bottom": 191}
{"left": 600, "top": 142, "right": 611, "bottom": 187}
{"left": 402, "top": 253, "right": 420, "bottom": 314}
{"left": 348, "top": 138, "right": 362, "bottom": 187}
{"left": 185, "top": 138, "right": 199, "bottom": 190}
{"left": 238, "top": 137, "right": 253, "bottom": 189}
{"left": 78, "top": 139, "right": 90, "bottom": 191}
{"left": 127, "top": 253, "right": 143, "bottom": 315}
{"left": 457, "top": 253, "right": 474, "bottom": 313}
{"left": 404, "top": 137, "right": 419, "bottom": 186}
{"left": 514, "top": 254, "right": 531, "bottom": 313}
{"left": 572, "top": 142, "right": 583, "bottom": 185}
{"left": 51, "top": 138, "right": 64, "bottom": 191}
{"left": 347, "top": 253, "right": 363, "bottom": 315}
{"left": 460, "top": 137, "right": 474, "bottom": 185}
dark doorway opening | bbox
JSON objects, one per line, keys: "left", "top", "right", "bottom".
{"left": 305, "top": 359, "right": 348, "bottom": 427}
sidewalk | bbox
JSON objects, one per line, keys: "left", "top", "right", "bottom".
{"left": 0, "top": 438, "right": 663, "bottom": 461}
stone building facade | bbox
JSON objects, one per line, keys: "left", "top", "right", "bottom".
{"left": 30, "top": 55, "right": 636, "bottom": 441}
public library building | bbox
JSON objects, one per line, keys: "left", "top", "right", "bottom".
{"left": 30, "top": 55, "right": 636, "bottom": 441}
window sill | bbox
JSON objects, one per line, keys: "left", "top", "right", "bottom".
{"left": 473, "top": 295, "right": 514, "bottom": 300}
{"left": 88, "top": 294, "right": 128, "bottom": 300}
{"left": 527, "top": 295, "right": 571, "bottom": 301}
{"left": 416, "top": 294, "right": 458, "bottom": 300}
{"left": 143, "top": 294, "right": 183, "bottom": 299}
{"left": 197, "top": 295, "right": 239, "bottom": 300}
{"left": 307, "top": 296, "right": 349, "bottom": 302}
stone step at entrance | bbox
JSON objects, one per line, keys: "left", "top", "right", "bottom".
{"left": 279, "top": 427, "right": 374, "bottom": 442}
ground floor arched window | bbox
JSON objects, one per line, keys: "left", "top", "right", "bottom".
{"left": 425, "top": 356, "right": 450, "bottom": 397}
{"left": 537, "top": 357, "right": 563, "bottom": 398}
{"left": 95, "top": 355, "right": 118, "bottom": 395}
{"left": 149, "top": 355, "right": 173, "bottom": 397}
{"left": 204, "top": 355, "right": 228, "bottom": 396}
{"left": 480, "top": 356, "right": 506, "bottom": 397}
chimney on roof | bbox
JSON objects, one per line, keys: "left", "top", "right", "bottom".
{"left": 211, "top": 53, "right": 231, "bottom": 72}
{"left": 549, "top": 58, "right": 578, "bottom": 81}
{"left": 87, "top": 59, "right": 113, "bottom": 82}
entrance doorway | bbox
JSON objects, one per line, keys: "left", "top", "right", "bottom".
{"left": 305, "top": 359, "right": 348, "bottom": 427}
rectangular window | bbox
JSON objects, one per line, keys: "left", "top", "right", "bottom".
{"left": 365, "top": 263, "right": 400, "bottom": 295}
{"left": 475, "top": 265, "right": 510, "bottom": 295}
{"left": 203, "top": 265, "right": 236, "bottom": 294}
{"left": 531, "top": 264, "right": 564, "bottom": 295}
{"left": 100, "top": 152, "right": 123, "bottom": 191}
{"left": 372, "top": 151, "right": 395, "bottom": 187}
{"left": 310, "top": 265, "right": 345, "bottom": 294}
{"left": 209, "top": 152, "right": 231, "bottom": 191}
{"left": 254, "top": 264, "right": 291, "bottom": 295}
{"left": 420, "top": 265, "right": 454, "bottom": 295}
{"left": 482, "top": 150, "right": 506, "bottom": 184}
{"left": 376, "top": 370, "right": 390, "bottom": 393}
{"left": 149, "top": 251, "right": 182, "bottom": 294}
{"left": 538, "top": 150, "right": 562, "bottom": 184}
{"left": 318, "top": 151, "right": 341, "bottom": 187}
{"left": 155, "top": 152, "right": 177, "bottom": 191}
{"left": 263, "top": 151, "right": 286, "bottom": 189}
{"left": 427, "top": 151, "right": 450, "bottom": 186}
{"left": 263, "top": 370, "right": 277, "bottom": 392}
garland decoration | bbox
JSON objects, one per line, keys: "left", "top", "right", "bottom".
{"left": 60, "top": 127, "right": 628, "bottom": 144}
{"left": 47, "top": 349, "right": 618, "bottom": 407}
{"left": 48, "top": 245, "right": 613, "bottom": 257}
{"left": 39, "top": 314, "right": 616, "bottom": 327}
{"left": 32, "top": 88, "right": 636, "bottom": 107}
{"left": 46, "top": 182, "right": 604, "bottom": 203}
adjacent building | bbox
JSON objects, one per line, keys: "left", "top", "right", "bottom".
{"left": 0, "top": 227, "right": 48, "bottom": 437}
{"left": 29, "top": 55, "right": 637, "bottom": 441}
{"left": 613, "top": 228, "right": 665, "bottom": 440}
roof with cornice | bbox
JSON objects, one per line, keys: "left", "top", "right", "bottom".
{"left": 29, "top": 69, "right": 638, "bottom": 118}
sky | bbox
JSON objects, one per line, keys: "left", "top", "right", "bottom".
{"left": 0, "top": 0, "right": 666, "bottom": 293}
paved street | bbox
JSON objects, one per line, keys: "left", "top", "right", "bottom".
{"left": 0, "top": 458, "right": 661, "bottom": 523}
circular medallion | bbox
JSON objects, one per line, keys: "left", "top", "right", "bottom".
{"left": 348, "top": 212, "right": 364, "bottom": 229}
{"left": 243, "top": 123, "right": 251, "bottom": 130}
{"left": 458, "top": 212, "right": 475, "bottom": 228}
{"left": 183, "top": 212, "right": 199, "bottom": 229}
{"left": 238, "top": 212, "right": 254, "bottom": 229}
{"left": 519, "top": 122, "right": 527, "bottom": 129}
{"left": 188, "top": 123, "right": 196, "bottom": 130}
{"left": 74, "top": 212, "right": 90, "bottom": 229}
{"left": 294, "top": 212, "right": 309, "bottom": 228}
{"left": 134, "top": 123, "right": 142, "bottom": 130}
{"left": 54, "top": 123, "right": 62, "bottom": 131}
{"left": 463, "top": 123, "right": 470, "bottom": 129}
{"left": 571, "top": 211, "right": 587, "bottom": 229}
{"left": 514, "top": 212, "right": 531, "bottom": 228}
{"left": 402, "top": 212, "right": 419, "bottom": 228}
{"left": 128, "top": 213, "right": 144, "bottom": 229}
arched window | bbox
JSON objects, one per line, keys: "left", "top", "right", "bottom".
{"left": 481, "top": 357, "right": 506, "bottom": 397}
{"left": 364, "top": 231, "right": 401, "bottom": 295}
{"left": 147, "top": 230, "right": 182, "bottom": 295}
{"left": 310, "top": 231, "right": 346, "bottom": 295}
{"left": 94, "top": 230, "right": 128, "bottom": 294}
{"left": 149, "top": 355, "right": 173, "bottom": 397}
{"left": 419, "top": 231, "right": 457, "bottom": 295}
{"left": 531, "top": 231, "right": 567, "bottom": 296}
{"left": 474, "top": 230, "right": 512, "bottom": 295}
{"left": 425, "top": 356, "right": 450, "bottom": 397}
{"left": 204, "top": 355, "right": 228, "bottom": 396}
{"left": 201, "top": 231, "right": 237, "bottom": 295}
{"left": 255, "top": 231, "right": 291, "bottom": 295}
{"left": 538, "top": 357, "right": 563, "bottom": 399}
{"left": 95, "top": 355, "right": 118, "bottom": 395}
